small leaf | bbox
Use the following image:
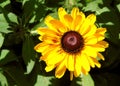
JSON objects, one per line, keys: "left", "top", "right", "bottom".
{"left": 0, "top": 14, "right": 11, "bottom": 33}
{"left": 0, "top": 33, "right": 4, "bottom": 48}
{"left": 22, "top": 35, "right": 35, "bottom": 74}
{"left": 0, "top": 72, "right": 8, "bottom": 86}
{"left": 0, "top": 49, "right": 17, "bottom": 65}
{"left": 35, "top": 75, "right": 54, "bottom": 86}
{"left": 0, "top": 50, "right": 9, "bottom": 61}
{"left": 82, "top": 74, "right": 94, "bottom": 86}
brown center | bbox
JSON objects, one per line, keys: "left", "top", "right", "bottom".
{"left": 61, "top": 31, "right": 84, "bottom": 53}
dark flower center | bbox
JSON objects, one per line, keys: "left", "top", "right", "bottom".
{"left": 61, "top": 31, "right": 84, "bottom": 53}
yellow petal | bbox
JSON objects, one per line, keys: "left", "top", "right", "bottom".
{"left": 79, "top": 14, "right": 96, "bottom": 35}
{"left": 74, "top": 54, "right": 81, "bottom": 77}
{"left": 45, "top": 15, "right": 57, "bottom": 32}
{"left": 50, "top": 19, "right": 67, "bottom": 33}
{"left": 55, "top": 60, "right": 66, "bottom": 78}
{"left": 71, "top": 7, "right": 80, "bottom": 19}
{"left": 83, "top": 46, "right": 97, "bottom": 58}
{"left": 40, "top": 45, "right": 59, "bottom": 60}
{"left": 45, "top": 65, "right": 55, "bottom": 72}
{"left": 66, "top": 55, "right": 74, "bottom": 71}
{"left": 37, "top": 28, "right": 57, "bottom": 36}
{"left": 91, "top": 57, "right": 101, "bottom": 68}
{"left": 87, "top": 14, "right": 96, "bottom": 25}
{"left": 96, "top": 28, "right": 106, "bottom": 35}
{"left": 34, "top": 43, "right": 48, "bottom": 53}
{"left": 97, "top": 53, "right": 105, "bottom": 60}
{"left": 80, "top": 54, "right": 90, "bottom": 72}
{"left": 97, "top": 41, "right": 109, "bottom": 48}
{"left": 58, "top": 7, "right": 67, "bottom": 22}
{"left": 83, "top": 25, "right": 97, "bottom": 38}
{"left": 46, "top": 50, "right": 65, "bottom": 65}
{"left": 72, "top": 15, "right": 83, "bottom": 31}
{"left": 84, "top": 36, "right": 97, "bottom": 45}
{"left": 64, "top": 14, "right": 73, "bottom": 28}
{"left": 87, "top": 56, "right": 95, "bottom": 68}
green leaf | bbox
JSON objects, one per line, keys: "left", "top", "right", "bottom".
{"left": 0, "top": 49, "right": 17, "bottom": 65}
{"left": 0, "top": 33, "right": 4, "bottom": 48}
{"left": 0, "top": 72, "right": 8, "bottom": 86}
{"left": 0, "top": 14, "right": 11, "bottom": 33}
{"left": 35, "top": 75, "right": 54, "bottom": 86}
{"left": 8, "top": 13, "right": 18, "bottom": 23}
{"left": 22, "top": 35, "right": 35, "bottom": 74}
{"left": 0, "top": 0, "right": 10, "bottom": 8}
{"left": 82, "top": 74, "right": 94, "bottom": 86}
{"left": 0, "top": 50, "right": 9, "bottom": 61}
{"left": 2, "top": 63, "right": 30, "bottom": 86}
{"left": 71, "top": 74, "right": 94, "bottom": 86}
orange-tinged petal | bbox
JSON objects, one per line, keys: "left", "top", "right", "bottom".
{"left": 87, "top": 56, "right": 95, "bottom": 68}
{"left": 55, "top": 60, "right": 66, "bottom": 78}
{"left": 72, "top": 15, "right": 83, "bottom": 31}
{"left": 97, "top": 53, "right": 105, "bottom": 60}
{"left": 45, "top": 15, "right": 57, "bottom": 32}
{"left": 91, "top": 57, "right": 101, "bottom": 68}
{"left": 50, "top": 19, "right": 67, "bottom": 33}
{"left": 70, "top": 71, "right": 74, "bottom": 81}
{"left": 83, "top": 25, "right": 97, "bottom": 38}
{"left": 37, "top": 28, "right": 58, "bottom": 36}
{"left": 58, "top": 7, "right": 67, "bottom": 22}
{"left": 79, "top": 14, "right": 96, "bottom": 35}
{"left": 64, "top": 14, "right": 73, "bottom": 28}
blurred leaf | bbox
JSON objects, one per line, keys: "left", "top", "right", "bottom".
{"left": 0, "top": 14, "right": 11, "bottom": 33}
{"left": 70, "top": 74, "right": 94, "bottom": 86}
{"left": 0, "top": 0, "right": 10, "bottom": 8}
{"left": 117, "top": 4, "right": 120, "bottom": 12}
{"left": 0, "top": 50, "right": 9, "bottom": 61}
{"left": 82, "top": 74, "right": 94, "bottom": 86}
{"left": 0, "top": 72, "right": 8, "bottom": 86}
{"left": 35, "top": 75, "right": 54, "bottom": 86}
{"left": 0, "top": 33, "right": 4, "bottom": 48}
{"left": 8, "top": 13, "right": 18, "bottom": 23}
{"left": 0, "top": 49, "right": 17, "bottom": 66}
{"left": 83, "top": 0, "right": 103, "bottom": 12}
{"left": 2, "top": 62, "right": 30, "bottom": 86}
{"left": 22, "top": 35, "right": 35, "bottom": 74}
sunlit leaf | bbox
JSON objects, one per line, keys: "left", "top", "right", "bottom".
{"left": 35, "top": 75, "right": 54, "bottom": 86}
{"left": 0, "top": 50, "right": 9, "bottom": 61}
{"left": 0, "top": 72, "right": 8, "bottom": 86}
{"left": 82, "top": 74, "right": 94, "bottom": 86}
{"left": 22, "top": 35, "right": 35, "bottom": 74}
{"left": 0, "top": 0, "right": 10, "bottom": 8}
{"left": 0, "top": 14, "right": 11, "bottom": 33}
{"left": 0, "top": 33, "right": 4, "bottom": 48}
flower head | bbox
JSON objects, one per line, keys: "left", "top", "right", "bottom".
{"left": 34, "top": 7, "right": 108, "bottom": 80}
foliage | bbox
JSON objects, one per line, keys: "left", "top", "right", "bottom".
{"left": 0, "top": 0, "right": 120, "bottom": 86}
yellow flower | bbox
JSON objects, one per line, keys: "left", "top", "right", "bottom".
{"left": 34, "top": 7, "right": 108, "bottom": 80}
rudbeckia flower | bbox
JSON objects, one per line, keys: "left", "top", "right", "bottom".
{"left": 34, "top": 7, "right": 108, "bottom": 80}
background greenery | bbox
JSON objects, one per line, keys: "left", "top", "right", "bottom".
{"left": 0, "top": 0, "right": 120, "bottom": 86}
